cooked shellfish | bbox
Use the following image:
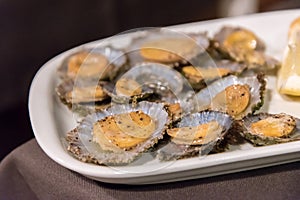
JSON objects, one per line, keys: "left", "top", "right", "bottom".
{"left": 55, "top": 79, "right": 109, "bottom": 105}
{"left": 213, "top": 26, "right": 279, "bottom": 71}
{"left": 214, "top": 26, "right": 265, "bottom": 51}
{"left": 195, "top": 74, "right": 266, "bottom": 119}
{"left": 181, "top": 60, "right": 247, "bottom": 90}
{"left": 140, "top": 38, "right": 196, "bottom": 63}
{"left": 163, "top": 103, "right": 183, "bottom": 122}
{"left": 66, "top": 101, "right": 169, "bottom": 165}
{"left": 157, "top": 110, "right": 233, "bottom": 161}
{"left": 58, "top": 47, "right": 127, "bottom": 80}
{"left": 238, "top": 113, "right": 300, "bottom": 146}
{"left": 104, "top": 62, "right": 185, "bottom": 103}
{"left": 128, "top": 29, "right": 210, "bottom": 65}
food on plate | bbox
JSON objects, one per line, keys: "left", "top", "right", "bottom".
{"left": 115, "top": 78, "right": 143, "bottom": 97}
{"left": 163, "top": 103, "right": 183, "bottom": 122}
{"left": 213, "top": 26, "right": 279, "bottom": 71}
{"left": 66, "top": 101, "right": 168, "bottom": 165}
{"left": 57, "top": 47, "right": 127, "bottom": 81}
{"left": 238, "top": 113, "right": 300, "bottom": 146}
{"left": 67, "top": 52, "right": 109, "bottom": 79}
{"left": 181, "top": 59, "right": 247, "bottom": 90}
{"left": 182, "top": 66, "right": 230, "bottom": 90}
{"left": 55, "top": 79, "right": 109, "bottom": 105}
{"left": 195, "top": 74, "right": 266, "bottom": 119}
{"left": 140, "top": 38, "right": 197, "bottom": 62}
{"left": 93, "top": 111, "right": 156, "bottom": 150}
{"left": 101, "top": 62, "right": 185, "bottom": 105}
{"left": 128, "top": 30, "right": 210, "bottom": 66}
{"left": 53, "top": 25, "right": 298, "bottom": 166}
{"left": 277, "top": 16, "right": 300, "bottom": 96}
{"left": 157, "top": 110, "right": 233, "bottom": 160}
{"left": 167, "top": 120, "right": 223, "bottom": 145}
{"left": 214, "top": 26, "right": 265, "bottom": 49}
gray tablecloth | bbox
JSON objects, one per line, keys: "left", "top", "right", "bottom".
{"left": 0, "top": 139, "right": 299, "bottom": 200}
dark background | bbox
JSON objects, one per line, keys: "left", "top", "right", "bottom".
{"left": 0, "top": 0, "right": 299, "bottom": 160}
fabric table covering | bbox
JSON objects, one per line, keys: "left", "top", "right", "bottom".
{"left": 0, "top": 139, "right": 299, "bottom": 200}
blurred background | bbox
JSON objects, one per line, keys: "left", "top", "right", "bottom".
{"left": 0, "top": 0, "right": 300, "bottom": 160}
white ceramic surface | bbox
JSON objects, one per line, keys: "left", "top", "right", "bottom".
{"left": 29, "top": 9, "right": 300, "bottom": 184}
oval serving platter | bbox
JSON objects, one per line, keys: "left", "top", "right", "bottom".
{"left": 29, "top": 9, "right": 300, "bottom": 184}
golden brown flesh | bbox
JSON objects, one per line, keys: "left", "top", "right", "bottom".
{"left": 212, "top": 84, "right": 250, "bottom": 116}
{"left": 140, "top": 38, "right": 196, "bottom": 62}
{"left": 250, "top": 115, "right": 296, "bottom": 138}
{"left": 93, "top": 111, "right": 155, "bottom": 150}
{"left": 66, "top": 85, "right": 107, "bottom": 103}
{"left": 67, "top": 52, "right": 108, "bottom": 78}
{"left": 115, "top": 78, "right": 142, "bottom": 97}
{"left": 167, "top": 121, "right": 222, "bottom": 145}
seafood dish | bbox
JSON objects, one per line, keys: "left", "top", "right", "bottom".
{"left": 53, "top": 24, "right": 300, "bottom": 166}
{"left": 237, "top": 113, "right": 300, "bottom": 146}
{"left": 67, "top": 101, "right": 169, "bottom": 165}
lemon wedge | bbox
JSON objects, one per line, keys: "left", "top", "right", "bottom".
{"left": 278, "top": 74, "right": 300, "bottom": 95}
{"left": 277, "top": 16, "right": 300, "bottom": 96}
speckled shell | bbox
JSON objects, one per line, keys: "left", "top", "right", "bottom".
{"left": 103, "top": 62, "right": 185, "bottom": 104}
{"left": 237, "top": 113, "right": 300, "bottom": 146}
{"left": 213, "top": 26, "right": 266, "bottom": 52}
{"left": 102, "top": 81, "right": 154, "bottom": 104}
{"left": 213, "top": 26, "right": 280, "bottom": 72}
{"left": 56, "top": 79, "right": 108, "bottom": 103}
{"left": 157, "top": 110, "right": 233, "bottom": 161}
{"left": 55, "top": 79, "right": 110, "bottom": 116}
{"left": 181, "top": 59, "right": 247, "bottom": 91}
{"left": 57, "top": 46, "right": 127, "bottom": 81}
{"left": 66, "top": 101, "right": 169, "bottom": 165}
{"left": 127, "top": 28, "right": 210, "bottom": 66}
{"left": 194, "top": 73, "right": 266, "bottom": 119}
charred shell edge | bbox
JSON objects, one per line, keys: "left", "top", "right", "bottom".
{"left": 212, "top": 26, "right": 280, "bottom": 71}
{"left": 103, "top": 62, "right": 185, "bottom": 103}
{"left": 127, "top": 29, "right": 210, "bottom": 67}
{"left": 157, "top": 139, "right": 229, "bottom": 161}
{"left": 66, "top": 128, "right": 138, "bottom": 165}
{"left": 57, "top": 46, "right": 128, "bottom": 81}
{"left": 102, "top": 81, "right": 154, "bottom": 104}
{"left": 180, "top": 60, "right": 248, "bottom": 91}
{"left": 213, "top": 26, "right": 266, "bottom": 52}
{"left": 123, "top": 62, "right": 184, "bottom": 95}
{"left": 194, "top": 73, "right": 266, "bottom": 119}
{"left": 238, "top": 113, "right": 300, "bottom": 146}
{"left": 68, "top": 101, "right": 112, "bottom": 117}
{"left": 66, "top": 101, "right": 169, "bottom": 165}
{"left": 157, "top": 110, "right": 233, "bottom": 161}
{"left": 55, "top": 79, "right": 109, "bottom": 109}
{"left": 252, "top": 73, "right": 266, "bottom": 113}
{"left": 247, "top": 54, "right": 281, "bottom": 72}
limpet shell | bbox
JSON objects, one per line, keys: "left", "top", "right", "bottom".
{"left": 104, "top": 62, "right": 185, "bottom": 103}
{"left": 66, "top": 101, "right": 169, "bottom": 165}
{"left": 55, "top": 79, "right": 110, "bottom": 107}
{"left": 238, "top": 113, "right": 300, "bottom": 146}
{"left": 181, "top": 60, "right": 247, "bottom": 90}
{"left": 127, "top": 29, "right": 210, "bottom": 66}
{"left": 194, "top": 73, "right": 266, "bottom": 119}
{"left": 157, "top": 110, "right": 233, "bottom": 161}
{"left": 57, "top": 46, "right": 127, "bottom": 81}
{"left": 213, "top": 26, "right": 279, "bottom": 71}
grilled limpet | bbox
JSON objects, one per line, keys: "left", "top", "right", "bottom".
{"left": 238, "top": 113, "right": 300, "bottom": 146}
{"left": 157, "top": 110, "right": 233, "bottom": 161}
{"left": 57, "top": 47, "right": 127, "bottom": 81}
{"left": 66, "top": 101, "right": 169, "bottom": 165}
{"left": 195, "top": 74, "right": 266, "bottom": 119}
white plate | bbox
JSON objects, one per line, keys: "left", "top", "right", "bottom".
{"left": 29, "top": 9, "right": 300, "bottom": 184}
